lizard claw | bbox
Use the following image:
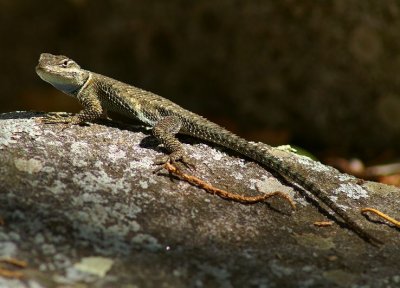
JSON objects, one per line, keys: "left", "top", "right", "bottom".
{"left": 180, "top": 155, "right": 196, "bottom": 171}
{"left": 40, "top": 113, "right": 80, "bottom": 125}
{"left": 38, "top": 113, "right": 87, "bottom": 132}
{"left": 153, "top": 155, "right": 170, "bottom": 174}
{"left": 153, "top": 154, "right": 196, "bottom": 174}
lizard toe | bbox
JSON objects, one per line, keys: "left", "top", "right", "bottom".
{"left": 152, "top": 153, "right": 196, "bottom": 173}
{"left": 180, "top": 155, "right": 196, "bottom": 171}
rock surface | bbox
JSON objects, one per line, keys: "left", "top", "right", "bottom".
{"left": 0, "top": 111, "right": 399, "bottom": 288}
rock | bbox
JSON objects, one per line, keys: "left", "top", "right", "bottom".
{"left": 0, "top": 111, "right": 399, "bottom": 287}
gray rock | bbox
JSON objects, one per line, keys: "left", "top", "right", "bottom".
{"left": 0, "top": 111, "right": 399, "bottom": 287}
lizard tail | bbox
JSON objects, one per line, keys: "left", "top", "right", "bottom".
{"left": 209, "top": 131, "right": 382, "bottom": 245}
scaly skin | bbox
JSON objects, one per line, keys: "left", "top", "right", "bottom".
{"left": 36, "top": 53, "right": 382, "bottom": 245}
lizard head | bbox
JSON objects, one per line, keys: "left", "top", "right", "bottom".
{"left": 36, "top": 53, "right": 89, "bottom": 95}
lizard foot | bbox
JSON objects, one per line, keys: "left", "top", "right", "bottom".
{"left": 153, "top": 153, "right": 196, "bottom": 174}
{"left": 37, "top": 113, "right": 86, "bottom": 131}
{"left": 39, "top": 112, "right": 81, "bottom": 125}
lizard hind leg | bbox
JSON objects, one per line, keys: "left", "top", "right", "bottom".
{"left": 152, "top": 115, "right": 195, "bottom": 170}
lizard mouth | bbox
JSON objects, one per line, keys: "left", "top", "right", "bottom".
{"left": 35, "top": 65, "right": 50, "bottom": 82}
{"left": 35, "top": 65, "right": 81, "bottom": 95}
{"left": 35, "top": 63, "right": 50, "bottom": 74}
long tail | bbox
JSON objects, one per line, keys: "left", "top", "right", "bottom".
{"left": 204, "top": 129, "right": 382, "bottom": 245}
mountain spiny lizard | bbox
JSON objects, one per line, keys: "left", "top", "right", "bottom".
{"left": 35, "top": 53, "right": 381, "bottom": 245}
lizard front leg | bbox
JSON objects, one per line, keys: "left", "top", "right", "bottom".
{"left": 42, "top": 85, "right": 106, "bottom": 125}
{"left": 152, "top": 116, "right": 194, "bottom": 169}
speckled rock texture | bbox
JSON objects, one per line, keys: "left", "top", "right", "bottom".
{"left": 0, "top": 111, "right": 399, "bottom": 288}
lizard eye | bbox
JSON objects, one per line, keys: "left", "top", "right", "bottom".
{"left": 61, "top": 59, "right": 71, "bottom": 68}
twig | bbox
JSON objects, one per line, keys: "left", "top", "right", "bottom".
{"left": 164, "top": 162, "right": 296, "bottom": 209}
{"left": 0, "top": 258, "right": 27, "bottom": 268}
{"left": 361, "top": 208, "right": 400, "bottom": 227}
{"left": 0, "top": 258, "right": 27, "bottom": 279}
{"left": 313, "top": 221, "right": 334, "bottom": 227}
{"left": 0, "top": 268, "right": 23, "bottom": 279}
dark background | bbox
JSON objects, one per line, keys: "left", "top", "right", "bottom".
{"left": 2, "top": 0, "right": 400, "bottom": 161}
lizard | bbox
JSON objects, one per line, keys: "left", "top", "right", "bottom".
{"left": 35, "top": 53, "right": 382, "bottom": 245}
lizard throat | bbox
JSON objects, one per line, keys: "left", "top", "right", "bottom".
{"left": 36, "top": 67, "right": 89, "bottom": 96}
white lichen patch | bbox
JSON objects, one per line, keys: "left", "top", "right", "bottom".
{"left": 35, "top": 129, "right": 64, "bottom": 147}
{"left": 69, "top": 141, "right": 91, "bottom": 167}
{"left": 128, "top": 220, "right": 141, "bottom": 232}
{"left": 139, "top": 180, "right": 149, "bottom": 189}
{"left": 36, "top": 136, "right": 64, "bottom": 149}
{"left": 334, "top": 183, "right": 369, "bottom": 199}
{"left": 93, "top": 160, "right": 104, "bottom": 169}
{"left": 34, "top": 233, "right": 45, "bottom": 245}
{"left": 236, "top": 158, "right": 247, "bottom": 168}
{"left": 53, "top": 253, "right": 72, "bottom": 270}
{"left": 337, "top": 173, "right": 354, "bottom": 182}
{"left": 254, "top": 176, "right": 293, "bottom": 194}
{"left": 269, "top": 260, "right": 294, "bottom": 277}
{"left": 72, "top": 158, "right": 88, "bottom": 167}
{"left": 0, "top": 117, "right": 42, "bottom": 149}
{"left": 69, "top": 195, "right": 143, "bottom": 242}
{"left": 185, "top": 144, "right": 231, "bottom": 168}
{"left": 111, "top": 199, "right": 142, "bottom": 219}
{"left": 248, "top": 178, "right": 258, "bottom": 190}
{"left": 81, "top": 192, "right": 106, "bottom": 204}
{"left": 0, "top": 242, "right": 17, "bottom": 258}
{"left": 328, "top": 195, "right": 349, "bottom": 210}
{"left": 212, "top": 150, "right": 225, "bottom": 161}
{"left": 14, "top": 158, "right": 43, "bottom": 174}
{"left": 329, "top": 195, "right": 338, "bottom": 202}
{"left": 40, "top": 166, "right": 56, "bottom": 174}
{"left": 253, "top": 176, "right": 306, "bottom": 205}
{"left": 70, "top": 141, "right": 89, "bottom": 154}
{"left": 107, "top": 144, "right": 126, "bottom": 161}
{"left": 45, "top": 179, "right": 68, "bottom": 195}
{"left": 73, "top": 256, "right": 114, "bottom": 277}
{"left": 231, "top": 171, "right": 244, "bottom": 180}
{"left": 129, "top": 155, "right": 154, "bottom": 170}
{"left": 184, "top": 143, "right": 208, "bottom": 161}
{"left": 72, "top": 170, "right": 130, "bottom": 194}
{"left": 42, "top": 243, "right": 56, "bottom": 256}
{"left": 131, "top": 233, "right": 161, "bottom": 251}
{"left": 295, "top": 155, "right": 332, "bottom": 173}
